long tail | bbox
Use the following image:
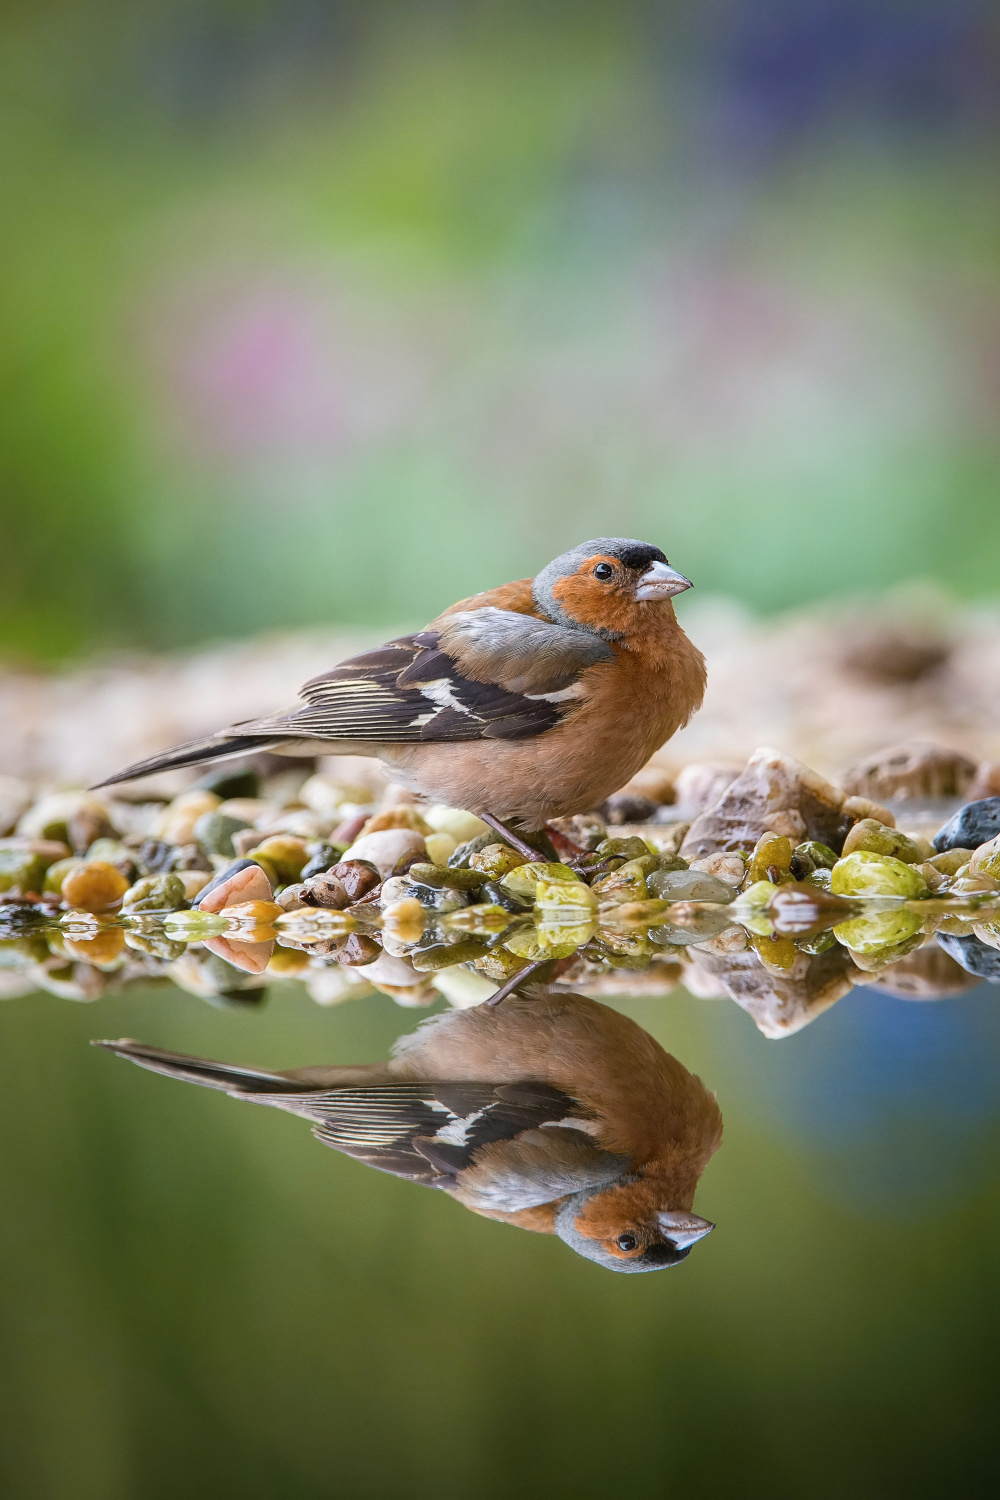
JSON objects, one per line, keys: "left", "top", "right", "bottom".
{"left": 91, "top": 1038, "right": 312, "bottom": 1093}
{"left": 90, "top": 731, "right": 285, "bottom": 789}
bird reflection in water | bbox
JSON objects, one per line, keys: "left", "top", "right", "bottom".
{"left": 96, "top": 990, "right": 721, "bottom": 1273}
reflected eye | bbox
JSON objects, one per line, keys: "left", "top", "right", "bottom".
{"left": 616, "top": 1233, "right": 638, "bottom": 1252}
{"left": 593, "top": 562, "right": 614, "bottom": 581}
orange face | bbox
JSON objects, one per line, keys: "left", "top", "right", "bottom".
{"left": 571, "top": 1179, "right": 675, "bottom": 1262}
{"left": 551, "top": 554, "right": 659, "bottom": 636}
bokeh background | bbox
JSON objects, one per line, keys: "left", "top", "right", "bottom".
{"left": 2, "top": 2, "right": 1000, "bottom": 1496}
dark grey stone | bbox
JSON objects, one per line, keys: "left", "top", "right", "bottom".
{"left": 935, "top": 931, "right": 1000, "bottom": 983}
{"left": 932, "top": 797, "right": 1000, "bottom": 853}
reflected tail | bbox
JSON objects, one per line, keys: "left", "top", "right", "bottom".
{"left": 91, "top": 1038, "right": 312, "bottom": 1094}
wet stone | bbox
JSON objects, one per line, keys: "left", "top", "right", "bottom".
{"left": 933, "top": 797, "right": 1000, "bottom": 854}
{"left": 647, "top": 868, "right": 736, "bottom": 904}
{"left": 681, "top": 748, "right": 850, "bottom": 861}
{"left": 122, "top": 873, "right": 187, "bottom": 913}
{"left": 935, "top": 931, "right": 1000, "bottom": 983}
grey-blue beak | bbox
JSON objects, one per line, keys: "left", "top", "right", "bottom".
{"left": 635, "top": 561, "right": 692, "bottom": 599}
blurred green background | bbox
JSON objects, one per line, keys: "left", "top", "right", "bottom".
{"left": 3, "top": 3, "right": 1000, "bottom": 1495}
{"left": 3, "top": 0, "right": 1000, "bottom": 661}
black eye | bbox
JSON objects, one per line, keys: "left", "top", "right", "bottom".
{"left": 594, "top": 562, "right": 614, "bottom": 581}
{"left": 616, "top": 1233, "right": 637, "bottom": 1252}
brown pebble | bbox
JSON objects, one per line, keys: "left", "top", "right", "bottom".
{"left": 334, "top": 933, "right": 381, "bottom": 966}
{"left": 842, "top": 743, "right": 977, "bottom": 802}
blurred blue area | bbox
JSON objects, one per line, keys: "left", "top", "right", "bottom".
{"left": 722, "top": 980, "right": 1000, "bottom": 1210}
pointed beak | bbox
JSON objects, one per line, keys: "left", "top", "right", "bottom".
{"left": 657, "top": 1211, "right": 714, "bottom": 1249}
{"left": 635, "top": 560, "right": 693, "bottom": 600}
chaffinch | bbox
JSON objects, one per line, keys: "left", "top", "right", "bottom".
{"left": 96, "top": 989, "right": 722, "bottom": 1273}
{"left": 95, "top": 538, "right": 705, "bottom": 852}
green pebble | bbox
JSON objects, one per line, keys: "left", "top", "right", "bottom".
{"left": 833, "top": 907, "right": 924, "bottom": 954}
{"left": 44, "top": 857, "right": 83, "bottom": 894}
{"left": 122, "top": 873, "right": 187, "bottom": 912}
{"left": 409, "top": 937, "right": 491, "bottom": 971}
{"left": 795, "top": 841, "right": 839, "bottom": 870}
{"left": 193, "top": 810, "right": 253, "bottom": 860}
{"left": 596, "top": 837, "right": 652, "bottom": 862}
{"left": 408, "top": 862, "right": 488, "bottom": 891}
{"left": 0, "top": 851, "right": 49, "bottom": 895}
{"left": 830, "top": 851, "right": 928, "bottom": 899}
{"left": 499, "top": 862, "right": 578, "bottom": 903}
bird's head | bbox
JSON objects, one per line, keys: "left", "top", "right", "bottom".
{"left": 554, "top": 1184, "right": 714, "bottom": 1273}
{"left": 532, "top": 538, "right": 692, "bottom": 639}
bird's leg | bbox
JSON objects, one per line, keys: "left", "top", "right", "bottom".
{"left": 480, "top": 813, "right": 546, "bottom": 863}
{"left": 485, "top": 959, "right": 549, "bottom": 1007}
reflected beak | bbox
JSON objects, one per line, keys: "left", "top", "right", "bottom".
{"left": 635, "top": 560, "right": 692, "bottom": 599}
{"left": 657, "top": 1211, "right": 715, "bottom": 1249}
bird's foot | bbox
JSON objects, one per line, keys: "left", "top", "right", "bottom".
{"left": 543, "top": 822, "right": 587, "bottom": 862}
{"left": 480, "top": 813, "right": 546, "bottom": 863}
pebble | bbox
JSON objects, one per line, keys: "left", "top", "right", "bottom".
{"left": 382, "top": 898, "right": 426, "bottom": 944}
{"left": 681, "top": 748, "right": 850, "bottom": 861}
{"left": 688, "top": 852, "right": 745, "bottom": 886}
{"left": 498, "top": 862, "right": 577, "bottom": 903}
{"left": 423, "top": 806, "right": 489, "bottom": 843}
{"left": 598, "top": 792, "right": 660, "bottom": 825}
{"left": 832, "top": 907, "right": 924, "bottom": 957}
{"left": 533, "top": 874, "right": 598, "bottom": 912}
{"left": 866, "top": 944, "right": 980, "bottom": 1000}
{"left": 341, "top": 828, "right": 425, "bottom": 878}
{"left": 672, "top": 762, "right": 743, "bottom": 813}
{"left": 934, "top": 931, "right": 1000, "bottom": 983}
{"left": 933, "top": 797, "right": 1000, "bottom": 854}
{"left": 154, "top": 791, "right": 221, "bottom": 847}
{"left": 746, "top": 833, "right": 793, "bottom": 886}
{"left": 647, "top": 868, "right": 736, "bottom": 904}
{"left": 928, "top": 847, "right": 975, "bottom": 876}
{"left": 61, "top": 860, "right": 131, "bottom": 912}
{"left": 193, "top": 810, "right": 252, "bottom": 860}
{"left": 300, "top": 872, "right": 351, "bottom": 909}
{"left": 196, "top": 859, "right": 274, "bottom": 913}
{"left": 968, "top": 834, "right": 1000, "bottom": 880}
{"left": 122, "top": 873, "right": 187, "bottom": 912}
{"left": 843, "top": 742, "right": 978, "bottom": 802}
{"left": 841, "top": 795, "right": 896, "bottom": 828}
{"left": 406, "top": 862, "right": 487, "bottom": 892}
{"left": 327, "top": 859, "right": 381, "bottom": 902}
{"left": 468, "top": 843, "right": 527, "bottom": 878}
{"left": 360, "top": 806, "right": 432, "bottom": 837}
{"left": 840, "top": 819, "right": 926, "bottom": 864}
{"left": 413, "top": 827, "right": 452, "bottom": 863}
{"left": 0, "top": 850, "right": 49, "bottom": 896}
{"left": 248, "top": 835, "right": 310, "bottom": 884}
{"left": 830, "top": 851, "right": 928, "bottom": 899}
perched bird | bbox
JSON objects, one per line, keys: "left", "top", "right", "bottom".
{"left": 96, "top": 989, "right": 722, "bottom": 1273}
{"left": 94, "top": 538, "right": 704, "bottom": 849}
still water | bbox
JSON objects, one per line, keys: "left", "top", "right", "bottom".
{"left": 1, "top": 780, "right": 999, "bottom": 1497}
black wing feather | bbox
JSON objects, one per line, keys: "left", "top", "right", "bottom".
{"left": 242, "top": 1079, "right": 592, "bottom": 1186}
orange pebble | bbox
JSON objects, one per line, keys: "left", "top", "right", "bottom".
{"left": 64, "top": 927, "right": 127, "bottom": 966}
{"left": 220, "top": 900, "right": 283, "bottom": 923}
{"left": 61, "top": 861, "right": 130, "bottom": 912}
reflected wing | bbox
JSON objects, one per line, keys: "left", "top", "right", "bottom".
{"left": 242, "top": 1079, "right": 602, "bottom": 1188}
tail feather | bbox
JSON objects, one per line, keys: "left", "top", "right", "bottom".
{"left": 90, "top": 732, "right": 284, "bottom": 789}
{"left": 91, "top": 1038, "right": 312, "bottom": 1094}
